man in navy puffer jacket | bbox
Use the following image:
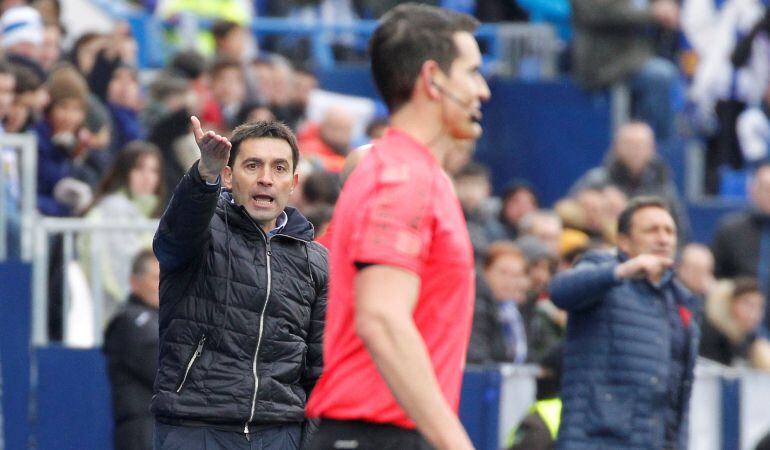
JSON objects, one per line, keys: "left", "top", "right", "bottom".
{"left": 550, "top": 196, "right": 700, "bottom": 450}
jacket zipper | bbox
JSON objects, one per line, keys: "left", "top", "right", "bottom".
{"left": 176, "top": 334, "right": 206, "bottom": 393}
{"left": 240, "top": 216, "right": 311, "bottom": 439}
{"left": 244, "top": 225, "right": 272, "bottom": 440}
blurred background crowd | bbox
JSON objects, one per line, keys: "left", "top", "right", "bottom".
{"left": 3, "top": 0, "right": 770, "bottom": 448}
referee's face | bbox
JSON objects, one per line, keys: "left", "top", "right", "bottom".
{"left": 441, "top": 31, "right": 490, "bottom": 140}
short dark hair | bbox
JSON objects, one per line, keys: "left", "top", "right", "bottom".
{"left": 228, "top": 121, "right": 300, "bottom": 172}
{"left": 502, "top": 180, "right": 537, "bottom": 205}
{"left": 209, "top": 55, "right": 242, "bottom": 78}
{"left": 211, "top": 20, "right": 241, "bottom": 41}
{"left": 168, "top": 49, "right": 207, "bottom": 79}
{"left": 132, "top": 249, "right": 157, "bottom": 276}
{"left": 369, "top": 3, "right": 478, "bottom": 113}
{"left": 731, "top": 277, "right": 762, "bottom": 303}
{"left": 303, "top": 171, "right": 341, "bottom": 205}
{"left": 617, "top": 196, "right": 674, "bottom": 236}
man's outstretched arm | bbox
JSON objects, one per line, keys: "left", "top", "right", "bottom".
{"left": 153, "top": 116, "right": 232, "bottom": 272}
{"left": 354, "top": 265, "right": 474, "bottom": 450}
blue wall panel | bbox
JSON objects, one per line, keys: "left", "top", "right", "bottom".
{"left": 35, "top": 347, "right": 112, "bottom": 450}
{"left": 0, "top": 262, "right": 31, "bottom": 450}
{"left": 459, "top": 368, "right": 502, "bottom": 450}
{"left": 474, "top": 79, "right": 612, "bottom": 206}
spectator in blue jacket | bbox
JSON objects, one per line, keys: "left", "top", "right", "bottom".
{"left": 550, "top": 196, "right": 700, "bottom": 450}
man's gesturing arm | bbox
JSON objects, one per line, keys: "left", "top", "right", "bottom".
{"left": 354, "top": 265, "right": 474, "bottom": 450}
{"left": 153, "top": 116, "right": 232, "bottom": 272}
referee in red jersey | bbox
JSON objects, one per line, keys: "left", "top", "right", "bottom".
{"left": 306, "top": 4, "right": 490, "bottom": 450}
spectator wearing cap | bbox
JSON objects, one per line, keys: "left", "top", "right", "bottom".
{"left": 0, "top": 5, "right": 43, "bottom": 63}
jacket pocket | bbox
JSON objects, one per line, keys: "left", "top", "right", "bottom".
{"left": 585, "top": 384, "right": 635, "bottom": 439}
{"left": 176, "top": 334, "right": 206, "bottom": 393}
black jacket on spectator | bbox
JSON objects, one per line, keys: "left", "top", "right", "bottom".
{"left": 570, "top": 0, "right": 656, "bottom": 89}
{"left": 148, "top": 107, "right": 192, "bottom": 196}
{"left": 467, "top": 275, "right": 533, "bottom": 365}
{"left": 104, "top": 294, "right": 159, "bottom": 450}
{"left": 151, "top": 163, "right": 327, "bottom": 427}
{"left": 712, "top": 210, "right": 769, "bottom": 279}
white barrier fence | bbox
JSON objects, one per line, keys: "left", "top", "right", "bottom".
{"left": 494, "top": 361, "right": 770, "bottom": 450}
{"left": 0, "top": 133, "right": 37, "bottom": 261}
{"left": 30, "top": 217, "right": 159, "bottom": 346}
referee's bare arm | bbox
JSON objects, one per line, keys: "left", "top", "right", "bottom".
{"left": 354, "top": 265, "right": 475, "bottom": 450}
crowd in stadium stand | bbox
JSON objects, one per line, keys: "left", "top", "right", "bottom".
{"left": 3, "top": 0, "right": 770, "bottom": 448}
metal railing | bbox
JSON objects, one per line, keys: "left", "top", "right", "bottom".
{"left": 0, "top": 133, "right": 37, "bottom": 262}
{"left": 30, "top": 218, "right": 159, "bottom": 346}
{"left": 90, "top": 0, "right": 563, "bottom": 77}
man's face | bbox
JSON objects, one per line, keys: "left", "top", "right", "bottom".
{"left": 128, "top": 154, "right": 161, "bottom": 197}
{"left": 503, "top": 189, "right": 537, "bottom": 227}
{"left": 0, "top": 73, "right": 15, "bottom": 119}
{"left": 454, "top": 175, "right": 490, "bottom": 214}
{"left": 439, "top": 32, "right": 490, "bottom": 140}
{"left": 212, "top": 67, "right": 245, "bottom": 106}
{"left": 40, "top": 25, "right": 62, "bottom": 70}
{"left": 50, "top": 98, "right": 85, "bottom": 134}
{"left": 224, "top": 137, "right": 298, "bottom": 232}
{"left": 130, "top": 258, "right": 160, "bottom": 308}
{"left": 320, "top": 109, "right": 353, "bottom": 156}
{"left": 677, "top": 245, "right": 714, "bottom": 296}
{"left": 484, "top": 254, "right": 530, "bottom": 303}
{"left": 221, "top": 27, "right": 247, "bottom": 59}
{"left": 618, "top": 206, "right": 677, "bottom": 260}
{"left": 731, "top": 291, "right": 764, "bottom": 334}
{"left": 751, "top": 166, "right": 770, "bottom": 214}
{"left": 108, "top": 67, "right": 141, "bottom": 110}
{"left": 530, "top": 217, "right": 562, "bottom": 255}
{"left": 614, "top": 124, "right": 655, "bottom": 178}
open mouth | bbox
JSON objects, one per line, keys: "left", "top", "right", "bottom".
{"left": 252, "top": 194, "right": 275, "bottom": 207}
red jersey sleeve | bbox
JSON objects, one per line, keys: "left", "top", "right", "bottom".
{"left": 351, "top": 162, "right": 434, "bottom": 275}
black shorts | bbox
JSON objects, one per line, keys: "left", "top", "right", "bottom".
{"left": 306, "top": 419, "right": 432, "bottom": 450}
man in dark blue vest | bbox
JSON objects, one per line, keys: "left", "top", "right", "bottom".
{"left": 712, "top": 161, "right": 770, "bottom": 331}
{"left": 551, "top": 196, "right": 700, "bottom": 450}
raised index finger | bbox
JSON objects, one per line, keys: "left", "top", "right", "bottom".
{"left": 190, "top": 116, "right": 204, "bottom": 142}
